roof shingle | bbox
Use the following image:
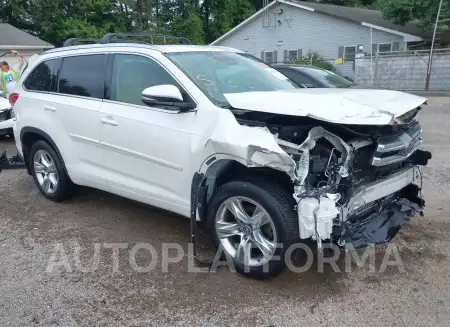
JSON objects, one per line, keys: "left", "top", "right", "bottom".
{"left": 0, "top": 23, "right": 54, "bottom": 48}
{"left": 293, "top": 1, "right": 432, "bottom": 39}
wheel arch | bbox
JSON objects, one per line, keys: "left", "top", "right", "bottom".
{"left": 20, "top": 127, "right": 71, "bottom": 180}
{"left": 192, "top": 155, "right": 294, "bottom": 224}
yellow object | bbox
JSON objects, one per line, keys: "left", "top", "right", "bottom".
{"left": 335, "top": 57, "right": 343, "bottom": 64}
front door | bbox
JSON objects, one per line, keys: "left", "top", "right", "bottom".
{"left": 99, "top": 53, "right": 196, "bottom": 215}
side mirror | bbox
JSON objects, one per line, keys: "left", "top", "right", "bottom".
{"left": 141, "top": 85, "right": 196, "bottom": 111}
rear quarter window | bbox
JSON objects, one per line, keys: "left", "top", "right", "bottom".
{"left": 58, "top": 54, "right": 107, "bottom": 99}
{"left": 23, "top": 59, "right": 59, "bottom": 92}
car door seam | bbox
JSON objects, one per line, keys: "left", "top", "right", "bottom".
{"left": 69, "top": 133, "right": 101, "bottom": 146}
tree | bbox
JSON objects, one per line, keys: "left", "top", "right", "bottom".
{"left": 293, "top": 52, "right": 336, "bottom": 72}
{"left": 205, "top": 0, "right": 256, "bottom": 43}
{"left": 379, "top": 0, "right": 448, "bottom": 32}
{"left": 172, "top": 5, "right": 205, "bottom": 44}
{"left": 3, "top": 0, "right": 382, "bottom": 47}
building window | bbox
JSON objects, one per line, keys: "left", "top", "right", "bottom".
{"left": 264, "top": 51, "right": 273, "bottom": 64}
{"left": 289, "top": 50, "right": 299, "bottom": 62}
{"left": 344, "top": 46, "right": 356, "bottom": 61}
{"left": 378, "top": 43, "right": 393, "bottom": 53}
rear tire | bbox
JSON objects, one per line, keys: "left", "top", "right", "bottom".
{"left": 30, "top": 140, "right": 72, "bottom": 201}
{"left": 207, "top": 178, "right": 299, "bottom": 279}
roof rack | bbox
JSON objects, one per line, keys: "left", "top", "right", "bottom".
{"left": 109, "top": 39, "right": 151, "bottom": 45}
{"left": 100, "top": 33, "right": 192, "bottom": 45}
{"left": 63, "top": 38, "right": 101, "bottom": 47}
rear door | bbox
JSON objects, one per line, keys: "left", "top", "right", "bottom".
{"left": 48, "top": 54, "right": 108, "bottom": 187}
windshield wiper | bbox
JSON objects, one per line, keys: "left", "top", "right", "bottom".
{"left": 216, "top": 102, "right": 234, "bottom": 109}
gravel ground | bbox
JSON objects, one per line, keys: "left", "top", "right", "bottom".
{"left": 1, "top": 99, "right": 450, "bottom": 327}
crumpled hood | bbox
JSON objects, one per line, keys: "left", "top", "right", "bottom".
{"left": 224, "top": 89, "right": 427, "bottom": 125}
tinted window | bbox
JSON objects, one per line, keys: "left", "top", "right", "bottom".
{"left": 24, "top": 59, "right": 58, "bottom": 92}
{"left": 278, "top": 69, "right": 317, "bottom": 87}
{"left": 300, "top": 67, "right": 353, "bottom": 88}
{"left": 58, "top": 55, "right": 106, "bottom": 98}
{"left": 110, "top": 54, "right": 178, "bottom": 105}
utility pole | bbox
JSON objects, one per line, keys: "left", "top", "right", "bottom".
{"left": 370, "top": 26, "right": 373, "bottom": 86}
{"left": 426, "top": 0, "right": 444, "bottom": 90}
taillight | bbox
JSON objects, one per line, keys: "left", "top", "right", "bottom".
{"left": 9, "top": 93, "right": 19, "bottom": 105}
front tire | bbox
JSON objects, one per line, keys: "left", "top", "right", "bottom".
{"left": 30, "top": 140, "right": 72, "bottom": 201}
{"left": 207, "top": 178, "right": 299, "bottom": 279}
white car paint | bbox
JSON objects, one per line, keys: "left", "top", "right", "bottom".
{"left": 0, "top": 97, "right": 10, "bottom": 111}
{"left": 0, "top": 118, "right": 14, "bottom": 129}
{"left": 224, "top": 89, "right": 427, "bottom": 125}
{"left": 12, "top": 43, "right": 426, "bottom": 224}
{"left": 0, "top": 98, "right": 12, "bottom": 134}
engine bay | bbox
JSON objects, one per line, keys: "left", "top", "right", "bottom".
{"left": 232, "top": 110, "right": 431, "bottom": 249}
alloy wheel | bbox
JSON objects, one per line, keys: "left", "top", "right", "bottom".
{"left": 215, "top": 196, "right": 278, "bottom": 267}
{"left": 33, "top": 150, "right": 59, "bottom": 195}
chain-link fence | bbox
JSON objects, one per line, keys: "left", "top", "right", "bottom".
{"left": 354, "top": 49, "right": 450, "bottom": 91}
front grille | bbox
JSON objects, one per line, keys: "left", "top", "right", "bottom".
{"left": 371, "top": 121, "right": 422, "bottom": 167}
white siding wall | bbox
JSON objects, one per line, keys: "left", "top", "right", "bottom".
{"left": 1, "top": 50, "right": 42, "bottom": 72}
{"left": 215, "top": 3, "right": 405, "bottom": 79}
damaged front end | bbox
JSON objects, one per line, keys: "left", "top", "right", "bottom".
{"left": 279, "top": 121, "right": 430, "bottom": 249}
{"left": 231, "top": 111, "right": 431, "bottom": 250}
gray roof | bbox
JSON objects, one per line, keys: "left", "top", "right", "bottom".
{"left": 0, "top": 23, "right": 54, "bottom": 48}
{"left": 294, "top": 1, "right": 431, "bottom": 40}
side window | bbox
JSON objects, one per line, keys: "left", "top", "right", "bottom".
{"left": 278, "top": 69, "right": 317, "bottom": 87}
{"left": 110, "top": 54, "right": 178, "bottom": 106}
{"left": 58, "top": 55, "right": 107, "bottom": 99}
{"left": 24, "top": 59, "right": 58, "bottom": 92}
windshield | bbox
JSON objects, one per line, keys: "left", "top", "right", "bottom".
{"left": 300, "top": 67, "right": 353, "bottom": 88}
{"left": 167, "top": 51, "right": 298, "bottom": 107}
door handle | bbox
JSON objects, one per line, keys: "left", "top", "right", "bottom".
{"left": 44, "top": 104, "right": 56, "bottom": 112}
{"left": 100, "top": 117, "right": 119, "bottom": 126}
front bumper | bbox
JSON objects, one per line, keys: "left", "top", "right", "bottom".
{"left": 344, "top": 165, "right": 420, "bottom": 220}
{"left": 335, "top": 150, "right": 431, "bottom": 248}
{"left": 340, "top": 200, "right": 417, "bottom": 249}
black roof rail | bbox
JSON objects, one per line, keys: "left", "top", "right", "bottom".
{"left": 100, "top": 33, "right": 192, "bottom": 45}
{"left": 63, "top": 38, "right": 101, "bottom": 47}
{"left": 109, "top": 39, "right": 151, "bottom": 45}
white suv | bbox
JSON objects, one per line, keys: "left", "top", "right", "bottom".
{"left": 11, "top": 34, "right": 431, "bottom": 278}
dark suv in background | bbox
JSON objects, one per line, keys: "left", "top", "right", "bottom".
{"left": 273, "top": 64, "right": 354, "bottom": 88}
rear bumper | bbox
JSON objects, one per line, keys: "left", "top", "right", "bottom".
{"left": 0, "top": 109, "right": 13, "bottom": 134}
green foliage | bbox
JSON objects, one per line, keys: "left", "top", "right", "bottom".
{"left": 293, "top": 52, "right": 336, "bottom": 72}
{"left": 378, "top": 0, "right": 447, "bottom": 29}
{"left": 1, "top": 0, "right": 130, "bottom": 45}
{"left": 379, "top": 0, "right": 450, "bottom": 43}
{"left": 5, "top": 0, "right": 438, "bottom": 49}
{"left": 172, "top": 5, "right": 205, "bottom": 44}
{"left": 0, "top": 0, "right": 261, "bottom": 45}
